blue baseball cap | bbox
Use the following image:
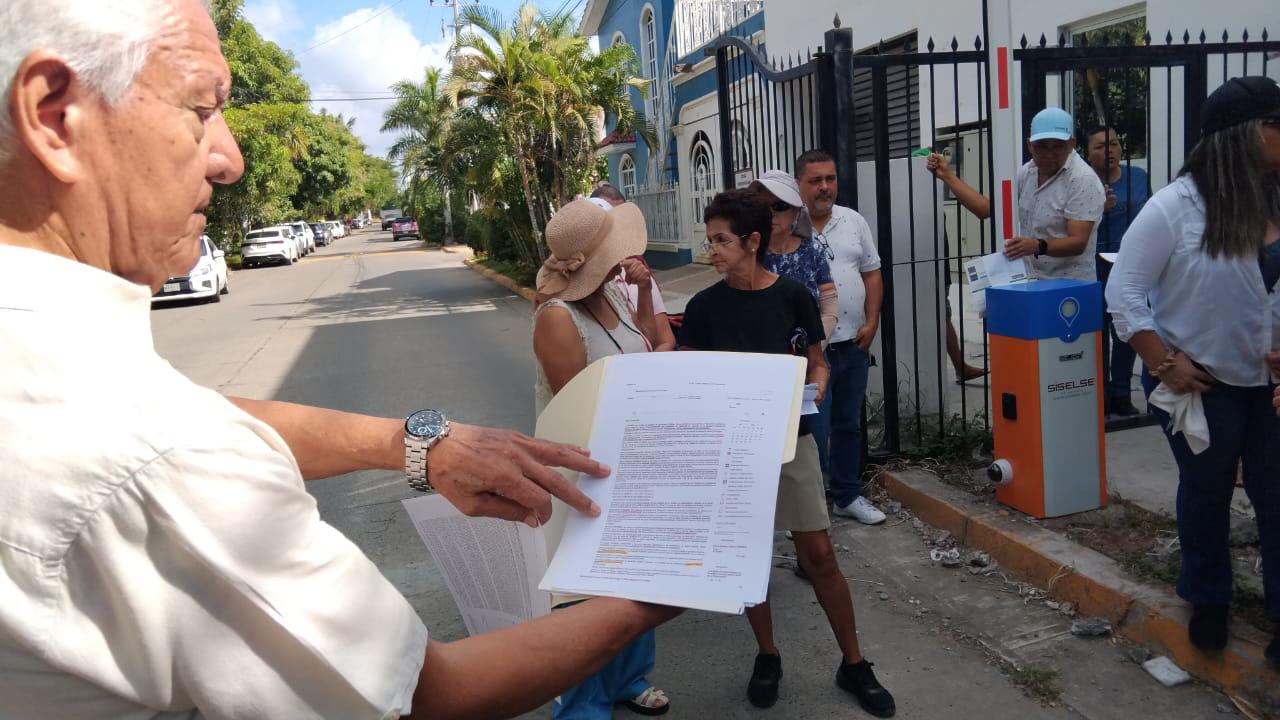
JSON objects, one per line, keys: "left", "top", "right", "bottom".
{"left": 1029, "top": 107, "right": 1074, "bottom": 142}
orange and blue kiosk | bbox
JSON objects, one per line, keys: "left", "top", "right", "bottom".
{"left": 985, "top": 279, "right": 1107, "bottom": 518}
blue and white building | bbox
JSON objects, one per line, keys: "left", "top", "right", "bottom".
{"left": 581, "top": 0, "right": 765, "bottom": 267}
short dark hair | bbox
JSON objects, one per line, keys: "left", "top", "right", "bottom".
{"left": 703, "top": 188, "right": 771, "bottom": 264}
{"left": 590, "top": 183, "right": 626, "bottom": 203}
{"left": 794, "top": 149, "right": 835, "bottom": 179}
{"left": 1081, "top": 124, "right": 1119, "bottom": 147}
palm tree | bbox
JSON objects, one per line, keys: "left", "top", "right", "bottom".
{"left": 382, "top": 68, "right": 458, "bottom": 241}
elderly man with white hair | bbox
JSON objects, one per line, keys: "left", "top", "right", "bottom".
{"left": 0, "top": 1, "right": 678, "bottom": 718}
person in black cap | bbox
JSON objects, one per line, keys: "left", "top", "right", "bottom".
{"left": 1107, "top": 76, "right": 1280, "bottom": 669}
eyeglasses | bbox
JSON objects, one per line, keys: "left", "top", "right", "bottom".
{"left": 769, "top": 200, "right": 794, "bottom": 213}
{"left": 701, "top": 233, "right": 750, "bottom": 254}
{"left": 814, "top": 235, "right": 835, "bottom": 261}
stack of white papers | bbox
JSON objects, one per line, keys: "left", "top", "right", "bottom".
{"left": 539, "top": 352, "right": 804, "bottom": 614}
{"left": 403, "top": 494, "right": 551, "bottom": 635}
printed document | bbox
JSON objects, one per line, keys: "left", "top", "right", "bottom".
{"left": 965, "top": 251, "right": 1036, "bottom": 315}
{"left": 540, "top": 352, "right": 803, "bottom": 614}
{"left": 403, "top": 494, "right": 551, "bottom": 635}
{"left": 801, "top": 383, "right": 820, "bottom": 415}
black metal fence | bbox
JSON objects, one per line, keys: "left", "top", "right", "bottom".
{"left": 713, "top": 18, "right": 1279, "bottom": 456}
{"left": 713, "top": 36, "right": 824, "bottom": 188}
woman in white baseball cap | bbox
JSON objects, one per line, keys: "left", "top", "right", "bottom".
{"left": 749, "top": 170, "right": 838, "bottom": 340}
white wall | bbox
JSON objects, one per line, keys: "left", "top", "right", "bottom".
{"left": 764, "top": 0, "right": 1279, "bottom": 189}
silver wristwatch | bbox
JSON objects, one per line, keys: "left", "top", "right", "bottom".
{"left": 404, "top": 409, "right": 450, "bottom": 492}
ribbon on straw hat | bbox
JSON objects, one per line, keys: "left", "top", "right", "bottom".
{"left": 536, "top": 198, "right": 648, "bottom": 302}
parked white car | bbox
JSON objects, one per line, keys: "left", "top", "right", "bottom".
{"left": 326, "top": 220, "right": 346, "bottom": 238}
{"left": 242, "top": 226, "right": 298, "bottom": 267}
{"left": 275, "top": 224, "right": 304, "bottom": 259}
{"left": 152, "top": 235, "right": 228, "bottom": 303}
{"left": 289, "top": 221, "right": 316, "bottom": 255}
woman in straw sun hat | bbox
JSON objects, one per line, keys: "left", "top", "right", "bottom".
{"left": 531, "top": 198, "right": 672, "bottom": 717}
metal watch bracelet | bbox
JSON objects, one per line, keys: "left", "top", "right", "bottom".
{"left": 404, "top": 423, "right": 450, "bottom": 493}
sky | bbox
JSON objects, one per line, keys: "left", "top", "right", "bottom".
{"left": 242, "top": 0, "right": 588, "bottom": 159}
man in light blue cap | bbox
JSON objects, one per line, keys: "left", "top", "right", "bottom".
{"left": 1006, "top": 107, "right": 1106, "bottom": 280}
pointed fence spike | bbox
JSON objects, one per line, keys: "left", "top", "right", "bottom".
{"left": 1143, "top": 31, "right": 1152, "bottom": 45}
{"left": 1222, "top": 28, "right": 1230, "bottom": 43}
{"left": 950, "top": 36, "right": 959, "bottom": 51}
{"left": 1262, "top": 28, "right": 1269, "bottom": 42}
{"left": 1019, "top": 33, "right": 1028, "bottom": 49}
{"left": 833, "top": 13, "right": 841, "bottom": 29}
{"left": 1183, "top": 29, "right": 1191, "bottom": 44}
{"left": 974, "top": 35, "right": 983, "bottom": 51}
{"left": 927, "top": 36, "right": 937, "bottom": 52}
{"left": 1039, "top": 32, "right": 1048, "bottom": 48}
{"left": 1242, "top": 28, "right": 1249, "bottom": 42}
{"left": 1165, "top": 30, "right": 1174, "bottom": 45}
{"left": 1199, "top": 29, "right": 1207, "bottom": 43}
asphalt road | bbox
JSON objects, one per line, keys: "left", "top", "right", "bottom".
{"left": 150, "top": 228, "right": 1231, "bottom": 719}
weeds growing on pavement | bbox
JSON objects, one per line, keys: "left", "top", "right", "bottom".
{"left": 1003, "top": 662, "right": 1063, "bottom": 705}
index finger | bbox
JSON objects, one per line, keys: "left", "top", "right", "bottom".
{"left": 517, "top": 455, "right": 601, "bottom": 519}
{"left": 524, "top": 436, "right": 612, "bottom": 478}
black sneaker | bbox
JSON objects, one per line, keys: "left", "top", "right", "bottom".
{"left": 1111, "top": 397, "right": 1141, "bottom": 417}
{"left": 747, "top": 653, "right": 782, "bottom": 708}
{"left": 837, "top": 659, "right": 895, "bottom": 717}
{"left": 1189, "top": 604, "right": 1229, "bottom": 651}
{"left": 834, "top": 661, "right": 896, "bottom": 712}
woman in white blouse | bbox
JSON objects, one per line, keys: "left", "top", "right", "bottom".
{"left": 1107, "top": 76, "right": 1280, "bottom": 666}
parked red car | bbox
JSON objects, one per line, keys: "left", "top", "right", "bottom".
{"left": 391, "top": 217, "right": 420, "bottom": 241}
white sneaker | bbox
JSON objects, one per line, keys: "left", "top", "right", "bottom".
{"left": 834, "top": 496, "right": 886, "bottom": 525}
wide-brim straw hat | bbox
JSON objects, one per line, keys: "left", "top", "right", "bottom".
{"left": 536, "top": 198, "right": 648, "bottom": 302}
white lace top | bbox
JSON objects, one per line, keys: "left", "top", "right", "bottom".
{"left": 533, "top": 282, "right": 650, "bottom": 414}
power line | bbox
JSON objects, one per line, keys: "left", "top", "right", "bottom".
{"left": 296, "top": 0, "right": 411, "bottom": 56}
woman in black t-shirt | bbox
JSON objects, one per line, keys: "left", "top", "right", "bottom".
{"left": 679, "top": 190, "right": 896, "bottom": 717}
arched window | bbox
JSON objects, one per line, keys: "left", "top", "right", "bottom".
{"left": 640, "top": 7, "right": 659, "bottom": 121}
{"left": 618, "top": 154, "right": 637, "bottom": 199}
{"left": 731, "top": 120, "right": 752, "bottom": 174}
{"left": 690, "top": 131, "right": 717, "bottom": 226}
{"left": 611, "top": 31, "right": 627, "bottom": 48}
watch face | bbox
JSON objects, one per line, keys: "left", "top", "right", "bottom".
{"left": 405, "top": 409, "right": 447, "bottom": 439}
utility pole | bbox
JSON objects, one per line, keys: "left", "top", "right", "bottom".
{"left": 429, "top": 0, "right": 476, "bottom": 244}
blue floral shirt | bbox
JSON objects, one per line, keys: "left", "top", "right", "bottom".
{"left": 764, "top": 237, "right": 833, "bottom": 301}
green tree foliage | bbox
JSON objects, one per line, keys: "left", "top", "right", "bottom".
{"left": 205, "top": 0, "right": 392, "bottom": 256}
{"left": 381, "top": 2, "right": 650, "bottom": 265}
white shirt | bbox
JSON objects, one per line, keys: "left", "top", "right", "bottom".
{"left": 1106, "top": 177, "right": 1280, "bottom": 387}
{"left": 812, "top": 205, "right": 881, "bottom": 343}
{"left": 613, "top": 274, "right": 668, "bottom": 315}
{"left": 1016, "top": 152, "right": 1106, "bottom": 281}
{"left": 0, "top": 245, "right": 428, "bottom": 719}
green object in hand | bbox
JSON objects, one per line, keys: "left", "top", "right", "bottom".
{"left": 911, "top": 147, "right": 933, "bottom": 157}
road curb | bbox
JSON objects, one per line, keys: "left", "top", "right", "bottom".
{"left": 440, "top": 245, "right": 473, "bottom": 256}
{"left": 462, "top": 258, "right": 535, "bottom": 303}
{"left": 882, "top": 468, "right": 1278, "bottom": 709}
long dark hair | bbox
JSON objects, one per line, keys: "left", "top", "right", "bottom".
{"left": 1180, "top": 119, "right": 1280, "bottom": 259}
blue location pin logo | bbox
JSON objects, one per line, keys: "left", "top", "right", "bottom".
{"left": 1058, "top": 297, "right": 1080, "bottom": 328}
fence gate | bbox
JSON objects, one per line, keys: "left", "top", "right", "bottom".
{"left": 712, "top": 16, "right": 1279, "bottom": 457}
{"left": 712, "top": 35, "right": 828, "bottom": 190}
